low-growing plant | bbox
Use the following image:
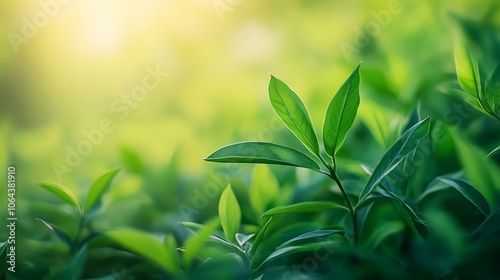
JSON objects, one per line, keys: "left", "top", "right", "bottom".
{"left": 184, "top": 60, "right": 500, "bottom": 279}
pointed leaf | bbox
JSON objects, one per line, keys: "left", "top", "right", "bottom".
{"left": 250, "top": 165, "right": 279, "bottom": 214}
{"left": 61, "top": 245, "right": 87, "bottom": 280}
{"left": 359, "top": 117, "right": 430, "bottom": 202}
{"left": 454, "top": 42, "right": 481, "bottom": 98}
{"left": 104, "top": 229, "right": 179, "bottom": 274}
{"left": 205, "top": 142, "right": 320, "bottom": 171}
{"left": 420, "top": 177, "right": 490, "bottom": 217}
{"left": 262, "top": 201, "right": 348, "bottom": 217}
{"left": 236, "top": 233, "right": 255, "bottom": 248}
{"left": 85, "top": 169, "right": 120, "bottom": 213}
{"left": 278, "top": 229, "right": 345, "bottom": 248}
{"left": 219, "top": 184, "right": 241, "bottom": 244}
{"left": 184, "top": 218, "right": 219, "bottom": 268}
{"left": 37, "top": 218, "right": 73, "bottom": 249}
{"left": 323, "top": 64, "right": 361, "bottom": 156}
{"left": 269, "top": 75, "right": 319, "bottom": 155}
{"left": 251, "top": 217, "right": 273, "bottom": 256}
{"left": 39, "top": 182, "right": 81, "bottom": 212}
{"left": 485, "top": 63, "right": 500, "bottom": 111}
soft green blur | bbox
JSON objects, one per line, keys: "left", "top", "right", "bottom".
{"left": 1, "top": 0, "right": 499, "bottom": 278}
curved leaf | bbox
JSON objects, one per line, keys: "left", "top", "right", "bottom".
{"left": 219, "top": 184, "right": 241, "bottom": 243}
{"left": 85, "top": 169, "right": 120, "bottom": 213}
{"left": 39, "top": 182, "right": 81, "bottom": 212}
{"left": 184, "top": 218, "right": 219, "bottom": 268}
{"left": 37, "top": 218, "right": 73, "bottom": 249}
{"left": 485, "top": 63, "right": 500, "bottom": 111}
{"left": 236, "top": 233, "right": 255, "bottom": 248}
{"left": 262, "top": 201, "right": 348, "bottom": 217}
{"left": 323, "top": 64, "right": 361, "bottom": 157}
{"left": 269, "top": 75, "right": 319, "bottom": 155}
{"left": 358, "top": 117, "right": 430, "bottom": 202}
{"left": 454, "top": 42, "right": 481, "bottom": 99}
{"left": 104, "top": 229, "right": 179, "bottom": 274}
{"left": 278, "top": 229, "right": 345, "bottom": 248}
{"left": 205, "top": 142, "right": 320, "bottom": 171}
{"left": 420, "top": 177, "right": 490, "bottom": 217}
{"left": 251, "top": 217, "right": 273, "bottom": 256}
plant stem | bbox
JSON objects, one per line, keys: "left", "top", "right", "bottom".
{"left": 318, "top": 156, "right": 358, "bottom": 245}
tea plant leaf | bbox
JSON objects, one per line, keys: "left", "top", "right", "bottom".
{"left": 104, "top": 229, "right": 179, "bottom": 275}
{"left": 39, "top": 182, "right": 81, "bottom": 213}
{"left": 181, "top": 222, "right": 241, "bottom": 251}
{"left": 205, "top": 142, "right": 320, "bottom": 171}
{"left": 163, "top": 234, "right": 180, "bottom": 268}
{"left": 485, "top": 63, "right": 500, "bottom": 112}
{"left": 419, "top": 177, "right": 490, "bottom": 217}
{"left": 236, "top": 233, "right": 255, "bottom": 248}
{"left": 0, "top": 241, "right": 7, "bottom": 277}
{"left": 470, "top": 209, "right": 500, "bottom": 244}
{"left": 258, "top": 241, "right": 338, "bottom": 268}
{"left": 219, "top": 184, "right": 241, "bottom": 244}
{"left": 61, "top": 245, "right": 87, "bottom": 280}
{"left": 454, "top": 42, "right": 482, "bottom": 99}
{"left": 37, "top": 218, "right": 73, "bottom": 249}
{"left": 486, "top": 144, "right": 500, "bottom": 159}
{"left": 448, "top": 128, "right": 499, "bottom": 207}
{"left": 262, "top": 201, "right": 348, "bottom": 217}
{"left": 250, "top": 165, "right": 279, "bottom": 214}
{"left": 184, "top": 218, "right": 219, "bottom": 268}
{"left": 323, "top": 64, "right": 361, "bottom": 157}
{"left": 358, "top": 117, "right": 430, "bottom": 202}
{"left": 85, "top": 168, "right": 120, "bottom": 214}
{"left": 251, "top": 217, "right": 273, "bottom": 256}
{"left": 269, "top": 75, "right": 319, "bottom": 155}
{"left": 278, "top": 229, "right": 345, "bottom": 248}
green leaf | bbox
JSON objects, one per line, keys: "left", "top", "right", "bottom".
{"left": 37, "top": 218, "right": 73, "bottom": 249}
{"left": 470, "top": 209, "right": 500, "bottom": 244}
{"left": 205, "top": 142, "right": 320, "bottom": 171}
{"left": 251, "top": 218, "right": 273, "bottom": 256}
{"left": 104, "top": 229, "right": 179, "bottom": 274}
{"left": 85, "top": 169, "right": 120, "bottom": 213}
{"left": 485, "top": 63, "right": 500, "bottom": 112}
{"left": 323, "top": 64, "right": 361, "bottom": 157}
{"left": 278, "top": 229, "right": 345, "bottom": 248}
{"left": 262, "top": 201, "right": 348, "bottom": 217}
{"left": 269, "top": 75, "right": 319, "bottom": 155}
{"left": 0, "top": 242, "right": 7, "bottom": 278}
{"left": 39, "top": 182, "right": 81, "bottom": 213}
{"left": 419, "top": 177, "right": 490, "bottom": 217}
{"left": 358, "top": 117, "right": 430, "bottom": 202}
{"left": 454, "top": 42, "right": 482, "bottom": 99}
{"left": 250, "top": 165, "right": 280, "bottom": 214}
{"left": 258, "top": 241, "right": 338, "bottom": 268}
{"left": 219, "top": 184, "right": 241, "bottom": 244}
{"left": 448, "top": 128, "right": 499, "bottom": 207}
{"left": 486, "top": 144, "right": 500, "bottom": 159}
{"left": 184, "top": 218, "right": 219, "bottom": 268}
{"left": 163, "top": 234, "right": 180, "bottom": 269}
{"left": 180, "top": 222, "right": 242, "bottom": 251}
{"left": 236, "top": 233, "right": 255, "bottom": 248}
{"left": 61, "top": 245, "right": 87, "bottom": 280}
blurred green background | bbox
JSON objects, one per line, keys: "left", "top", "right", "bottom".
{"left": 1, "top": 0, "right": 499, "bottom": 278}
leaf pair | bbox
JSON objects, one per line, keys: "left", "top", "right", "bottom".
{"left": 454, "top": 42, "right": 500, "bottom": 120}
{"left": 206, "top": 64, "right": 361, "bottom": 172}
{"left": 37, "top": 169, "right": 120, "bottom": 249}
